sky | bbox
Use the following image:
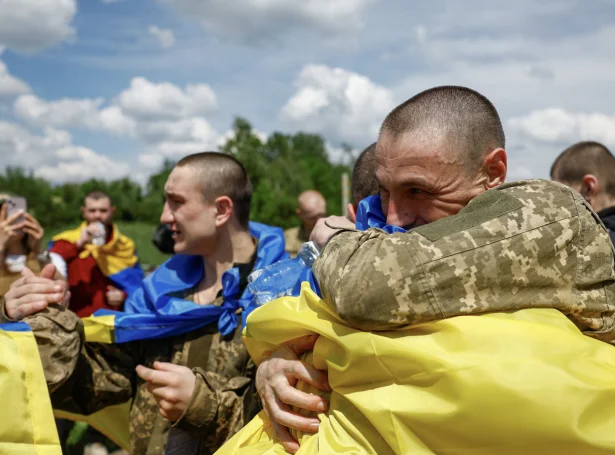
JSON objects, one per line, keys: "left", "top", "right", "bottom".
{"left": 0, "top": 0, "right": 614, "bottom": 184}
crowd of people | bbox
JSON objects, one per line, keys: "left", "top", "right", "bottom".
{"left": 1, "top": 85, "right": 615, "bottom": 455}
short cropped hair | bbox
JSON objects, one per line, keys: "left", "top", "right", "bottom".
{"left": 380, "top": 86, "right": 505, "bottom": 172}
{"left": 83, "top": 190, "right": 112, "bottom": 206}
{"left": 551, "top": 141, "right": 615, "bottom": 197}
{"left": 176, "top": 152, "right": 252, "bottom": 229}
{"left": 352, "top": 143, "right": 379, "bottom": 205}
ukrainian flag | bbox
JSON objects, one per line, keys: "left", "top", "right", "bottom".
{"left": 216, "top": 197, "right": 615, "bottom": 455}
{"left": 56, "top": 222, "right": 288, "bottom": 451}
{"left": 50, "top": 222, "right": 144, "bottom": 295}
{"left": 0, "top": 323, "right": 62, "bottom": 455}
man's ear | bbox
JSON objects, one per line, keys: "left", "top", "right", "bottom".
{"left": 347, "top": 203, "right": 357, "bottom": 223}
{"left": 483, "top": 148, "right": 507, "bottom": 189}
{"left": 581, "top": 174, "right": 600, "bottom": 198}
{"left": 111, "top": 206, "right": 117, "bottom": 217}
{"left": 215, "top": 196, "right": 234, "bottom": 227}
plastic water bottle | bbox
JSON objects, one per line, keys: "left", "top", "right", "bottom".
{"left": 248, "top": 241, "right": 319, "bottom": 306}
{"left": 91, "top": 221, "right": 106, "bottom": 247}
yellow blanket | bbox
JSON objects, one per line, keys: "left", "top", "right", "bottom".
{"left": 218, "top": 284, "right": 615, "bottom": 455}
{"left": 0, "top": 325, "right": 62, "bottom": 455}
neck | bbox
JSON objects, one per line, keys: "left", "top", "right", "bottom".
{"left": 201, "top": 226, "right": 255, "bottom": 291}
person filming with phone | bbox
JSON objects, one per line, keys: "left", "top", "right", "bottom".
{"left": 48, "top": 190, "right": 143, "bottom": 317}
{"left": 0, "top": 194, "right": 46, "bottom": 296}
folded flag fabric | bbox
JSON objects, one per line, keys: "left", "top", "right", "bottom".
{"left": 217, "top": 286, "right": 615, "bottom": 455}
{"left": 0, "top": 322, "right": 62, "bottom": 455}
{"left": 83, "top": 221, "right": 288, "bottom": 344}
{"left": 51, "top": 222, "right": 144, "bottom": 295}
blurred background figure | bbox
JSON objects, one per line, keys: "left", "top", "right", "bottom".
{"left": 348, "top": 143, "right": 379, "bottom": 223}
{"left": 551, "top": 141, "right": 615, "bottom": 244}
{"left": 0, "top": 193, "right": 46, "bottom": 296}
{"left": 284, "top": 190, "right": 327, "bottom": 257}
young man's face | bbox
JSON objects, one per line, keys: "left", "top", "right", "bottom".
{"left": 81, "top": 197, "right": 115, "bottom": 226}
{"left": 160, "top": 166, "right": 219, "bottom": 256}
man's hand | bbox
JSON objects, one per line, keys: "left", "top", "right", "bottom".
{"left": 76, "top": 223, "right": 103, "bottom": 249}
{"left": 257, "top": 334, "right": 331, "bottom": 454}
{"left": 105, "top": 285, "right": 125, "bottom": 308}
{"left": 23, "top": 213, "right": 45, "bottom": 254}
{"left": 310, "top": 216, "right": 355, "bottom": 251}
{"left": 135, "top": 361, "right": 196, "bottom": 422}
{"left": 4, "top": 264, "right": 69, "bottom": 320}
{"left": 0, "top": 204, "right": 26, "bottom": 251}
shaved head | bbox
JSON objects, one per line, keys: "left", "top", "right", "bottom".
{"left": 298, "top": 190, "right": 326, "bottom": 213}
{"left": 551, "top": 141, "right": 615, "bottom": 197}
{"left": 352, "top": 143, "right": 379, "bottom": 205}
{"left": 296, "top": 190, "right": 327, "bottom": 233}
{"left": 380, "top": 85, "right": 505, "bottom": 173}
{"left": 175, "top": 152, "right": 252, "bottom": 228}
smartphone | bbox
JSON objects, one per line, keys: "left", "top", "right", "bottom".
{"left": 6, "top": 196, "right": 27, "bottom": 231}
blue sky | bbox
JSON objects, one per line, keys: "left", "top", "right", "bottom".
{"left": 0, "top": 0, "right": 614, "bottom": 183}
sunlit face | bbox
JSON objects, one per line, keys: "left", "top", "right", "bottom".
{"left": 81, "top": 197, "right": 115, "bottom": 225}
{"left": 160, "top": 166, "right": 218, "bottom": 256}
{"left": 375, "top": 131, "right": 486, "bottom": 229}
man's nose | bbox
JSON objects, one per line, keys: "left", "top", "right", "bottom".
{"left": 385, "top": 197, "right": 416, "bottom": 228}
{"left": 160, "top": 203, "right": 173, "bottom": 224}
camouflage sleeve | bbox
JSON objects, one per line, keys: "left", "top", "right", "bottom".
{"left": 172, "top": 365, "right": 258, "bottom": 447}
{"left": 23, "top": 304, "right": 85, "bottom": 393}
{"left": 0, "top": 297, "right": 85, "bottom": 392}
{"left": 50, "top": 339, "right": 140, "bottom": 415}
{"left": 313, "top": 180, "right": 615, "bottom": 334}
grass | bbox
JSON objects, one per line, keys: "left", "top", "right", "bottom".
{"left": 43, "top": 221, "right": 172, "bottom": 269}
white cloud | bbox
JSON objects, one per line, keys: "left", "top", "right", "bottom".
{"left": 148, "top": 25, "right": 176, "bottom": 49}
{"left": 281, "top": 64, "right": 394, "bottom": 146}
{"left": 0, "top": 121, "right": 130, "bottom": 182}
{"left": 117, "top": 77, "right": 217, "bottom": 120}
{"left": 0, "top": 0, "right": 77, "bottom": 53}
{"left": 0, "top": 61, "right": 30, "bottom": 99}
{"left": 13, "top": 76, "right": 222, "bottom": 172}
{"left": 508, "top": 109, "right": 615, "bottom": 145}
{"left": 13, "top": 94, "right": 137, "bottom": 136}
{"left": 162, "top": 0, "right": 369, "bottom": 41}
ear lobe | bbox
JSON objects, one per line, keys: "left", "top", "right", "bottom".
{"left": 347, "top": 203, "right": 357, "bottom": 223}
{"left": 582, "top": 174, "right": 599, "bottom": 196}
{"left": 215, "top": 196, "right": 234, "bottom": 227}
{"left": 484, "top": 148, "right": 507, "bottom": 189}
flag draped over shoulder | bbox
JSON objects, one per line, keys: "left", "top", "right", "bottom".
{"left": 82, "top": 221, "right": 288, "bottom": 344}
{"left": 51, "top": 222, "right": 144, "bottom": 294}
{"left": 218, "top": 288, "right": 615, "bottom": 455}
{"left": 0, "top": 323, "right": 62, "bottom": 455}
{"left": 216, "top": 197, "right": 615, "bottom": 455}
{"left": 56, "top": 222, "right": 287, "bottom": 451}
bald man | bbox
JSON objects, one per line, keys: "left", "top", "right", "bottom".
{"left": 284, "top": 190, "right": 327, "bottom": 257}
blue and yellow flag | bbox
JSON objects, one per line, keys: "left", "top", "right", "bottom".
{"left": 83, "top": 221, "right": 288, "bottom": 344}
{"left": 217, "top": 198, "right": 615, "bottom": 454}
{"left": 51, "top": 222, "right": 144, "bottom": 294}
{"left": 56, "top": 222, "right": 287, "bottom": 451}
{"left": 218, "top": 288, "right": 615, "bottom": 455}
{"left": 0, "top": 323, "right": 62, "bottom": 455}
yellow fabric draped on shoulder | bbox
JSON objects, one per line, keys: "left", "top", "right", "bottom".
{"left": 52, "top": 222, "right": 138, "bottom": 276}
{"left": 0, "top": 327, "right": 62, "bottom": 455}
{"left": 218, "top": 283, "right": 615, "bottom": 455}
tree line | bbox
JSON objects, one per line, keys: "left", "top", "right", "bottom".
{"left": 1, "top": 118, "right": 354, "bottom": 231}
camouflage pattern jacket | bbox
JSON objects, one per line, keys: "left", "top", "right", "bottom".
{"left": 314, "top": 180, "right": 615, "bottom": 342}
{"left": 49, "top": 259, "right": 260, "bottom": 455}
